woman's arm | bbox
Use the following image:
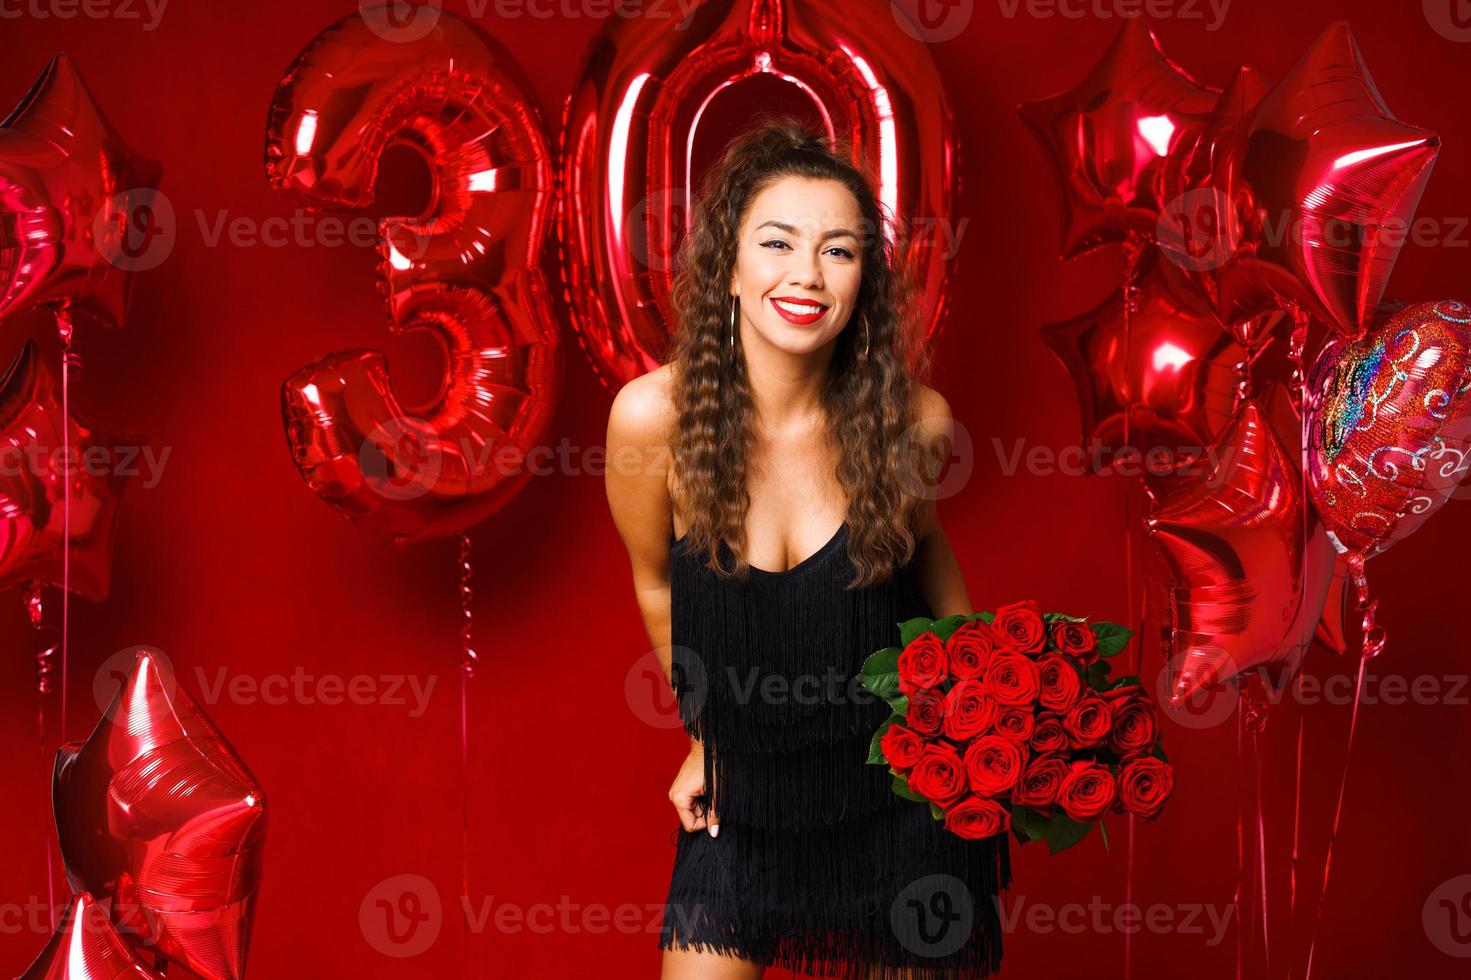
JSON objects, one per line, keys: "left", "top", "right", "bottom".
{"left": 604, "top": 367, "right": 699, "bottom": 749}
{"left": 909, "top": 386, "right": 974, "bottom": 619}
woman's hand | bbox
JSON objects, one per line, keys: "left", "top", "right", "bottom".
{"left": 669, "top": 742, "right": 719, "bottom": 836}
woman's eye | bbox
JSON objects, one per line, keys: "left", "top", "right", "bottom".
{"left": 764, "top": 238, "right": 859, "bottom": 257}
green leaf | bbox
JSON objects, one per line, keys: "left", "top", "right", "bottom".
{"left": 858, "top": 647, "right": 901, "bottom": 700}
{"left": 892, "top": 772, "right": 928, "bottom": 803}
{"left": 973, "top": 610, "right": 996, "bottom": 624}
{"left": 929, "top": 801, "right": 946, "bottom": 821}
{"left": 1045, "top": 812, "right": 1094, "bottom": 854}
{"left": 1098, "top": 818, "right": 1110, "bottom": 854}
{"left": 1010, "top": 805, "right": 1050, "bottom": 843}
{"left": 887, "top": 695, "right": 910, "bottom": 717}
{"left": 897, "top": 618, "right": 937, "bottom": 646}
{"left": 866, "top": 714, "right": 902, "bottom": 765}
{"left": 1044, "top": 612, "right": 1086, "bottom": 623}
{"left": 1152, "top": 744, "right": 1169, "bottom": 763}
{"left": 1091, "top": 622, "right": 1134, "bottom": 658}
{"left": 929, "top": 614, "right": 970, "bottom": 642}
{"left": 1106, "top": 674, "right": 1142, "bottom": 691}
{"left": 1085, "top": 660, "right": 1112, "bottom": 692}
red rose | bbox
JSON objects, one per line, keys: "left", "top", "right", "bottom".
{"left": 995, "top": 705, "right": 1035, "bottom": 742}
{"left": 945, "top": 620, "right": 998, "bottom": 681}
{"left": 1036, "top": 653, "right": 1083, "bottom": 713}
{"left": 992, "top": 599, "right": 1046, "bottom": 654}
{"left": 1050, "top": 620, "right": 1098, "bottom": 665}
{"left": 985, "top": 652, "right": 1041, "bottom": 706}
{"left": 1103, "top": 688, "right": 1159, "bottom": 755}
{"left": 1057, "top": 760, "right": 1117, "bottom": 821}
{"left": 963, "top": 734, "right": 1027, "bottom": 797}
{"left": 1062, "top": 694, "right": 1112, "bottom": 749}
{"left": 1029, "top": 712, "right": 1069, "bottom": 755}
{"left": 944, "top": 795, "right": 1011, "bottom": 840}
{"left": 898, "top": 632, "right": 948, "bottom": 696}
{"left": 943, "top": 680, "right": 998, "bottom": 741}
{"left": 1013, "top": 754, "right": 1068, "bottom": 809}
{"left": 1118, "top": 757, "right": 1174, "bottom": 820}
{"left": 880, "top": 723, "right": 924, "bottom": 771}
{"left": 906, "top": 689, "right": 945, "bottom": 736}
{"left": 908, "top": 742, "right": 968, "bottom": 807}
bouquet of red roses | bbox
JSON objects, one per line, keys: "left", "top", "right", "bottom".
{"left": 860, "top": 599, "right": 1173, "bottom": 852}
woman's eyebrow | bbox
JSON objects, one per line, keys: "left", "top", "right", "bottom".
{"left": 755, "top": 219, "right": 858, "bottom": 241}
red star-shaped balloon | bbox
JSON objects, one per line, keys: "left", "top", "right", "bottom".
{"left": 0, "top": 53, "right": 163, "bottom": 329}
{"left": 53, "top": 648, "right": 267, "bottom": 980}
{"left": 0, "top": 339, "right": 136, "bottom": 600}
{"left": 1147, "top": 399, "right": 1335, "bottom": 702}
{"left": 1213, "top": 22, "right": 1437, "bottom": 337}
{"left": 20, "top": 891, "right": 163, "bottom": 979}
{"left": 1018, "top": 17, "right": 1218, "bottom": 260}
{"left": 1042, "top": 252, "right": 1246, "bottom": 473}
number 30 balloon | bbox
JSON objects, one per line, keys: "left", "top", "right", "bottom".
{"left": 266, "top": 7, "right": 561, "bottom": 545}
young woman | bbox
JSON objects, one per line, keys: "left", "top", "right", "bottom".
{"left": 605, "top": 117, "right": 1009, "bottom": 979}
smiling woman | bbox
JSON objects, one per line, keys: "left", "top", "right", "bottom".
{"left": 605, "top": 116, "right": 1008, "bottom": 980}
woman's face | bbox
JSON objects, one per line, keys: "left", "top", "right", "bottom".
{"left": 728, "top": 175, "right": 865, "bottom": 357}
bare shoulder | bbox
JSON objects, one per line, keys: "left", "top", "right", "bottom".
{"left": 608, "top": 363, "right": 677, "bottom": 444}
{"left": 606, "top": 366, "right": 679, "bottom": 580}
{"left": 913, "top": 382, "right": 956, "bottom": 443}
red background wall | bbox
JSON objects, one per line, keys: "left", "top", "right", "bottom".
{"left": 2, "top": 1, "right": 1469, "bottom": 977}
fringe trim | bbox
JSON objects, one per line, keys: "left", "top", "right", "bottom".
{"left": 670, "top": 531, "right": 934, "bottom": 759}
{"left": 660, "top": 798, "right": 1012, "bottom": 979}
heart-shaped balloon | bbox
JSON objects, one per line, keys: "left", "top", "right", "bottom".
{"left": 1306, "top": 299, "right": 1471, "bottom": 563}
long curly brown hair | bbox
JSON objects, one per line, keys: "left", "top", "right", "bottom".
{"left": 666, "top": 115, "right": 935, "bottom": 589}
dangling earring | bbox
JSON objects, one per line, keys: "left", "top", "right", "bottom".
{"left": 727, "top": 296, "right": 739, "bottom": 351}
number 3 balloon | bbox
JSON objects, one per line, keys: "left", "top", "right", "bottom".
{"left": 266, "top": 7, "right": 561, "bottom": 545}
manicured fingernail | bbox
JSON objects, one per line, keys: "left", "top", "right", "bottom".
{"left": 709, "top": 823, "right": 720, "bottom": 837}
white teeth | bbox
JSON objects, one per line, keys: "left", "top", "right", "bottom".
{"left": 773, "top": 299, "right": 826, "bottom": 316}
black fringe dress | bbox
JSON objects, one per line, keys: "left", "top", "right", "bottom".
{"left": 658, "top": 521, "right": 1011, "bottom": 978}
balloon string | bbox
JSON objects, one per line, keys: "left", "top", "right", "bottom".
{"left": 1301, "top": 621, "right": 1373, "bottom": 980}
{"left": 1253, "top": 724, "right": 1271, "bottom": 977}
{"left": 1235, "top": 710, "right": 1246, "bottom": 980}
{"left": 57, "top": 307, "right": 75, "bottom": 745}
{"left": 1290, "top": 711, "right": 1304, "bottom": 936}
{"left": 458, "top": 532, "right": 477, "bottom": 971}
{"left": 26, "top": 584, "right": 59, "bottom": 914}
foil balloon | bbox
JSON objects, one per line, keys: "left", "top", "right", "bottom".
{"left": 558, "top": 0, "right": 959, "bottom": 388}
{"left": 0, "top": 53, "right": 163, "bottom": 329}
{"left": 0, "top": 340, "right": 134, "bottom": 600}
{"left": 1042, "top": 251, "right": 1247, "bottom": 474}
{"left": 53, "top": 647, "right": 266, "bottom": 980}
{"left": 1017, "top": 17, "right": 1218, "bottom": 261}
{"left": 1178, "top": 22, "right": 1437, "bottom": 338}
{"left": 1306, "top": 299, "right": 1471, "bottom": 568}
{"left": 266, "top": 7, "right": 561, "bottom": 545}
{"left": 1149, "top": 399, "right": 1336, "bottom": 703}
{"left": 20, "top": 891, "right": 163, "bottom": 979}
{"left": 1154, "top": 65, "right": 1273, "bottom": 335}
